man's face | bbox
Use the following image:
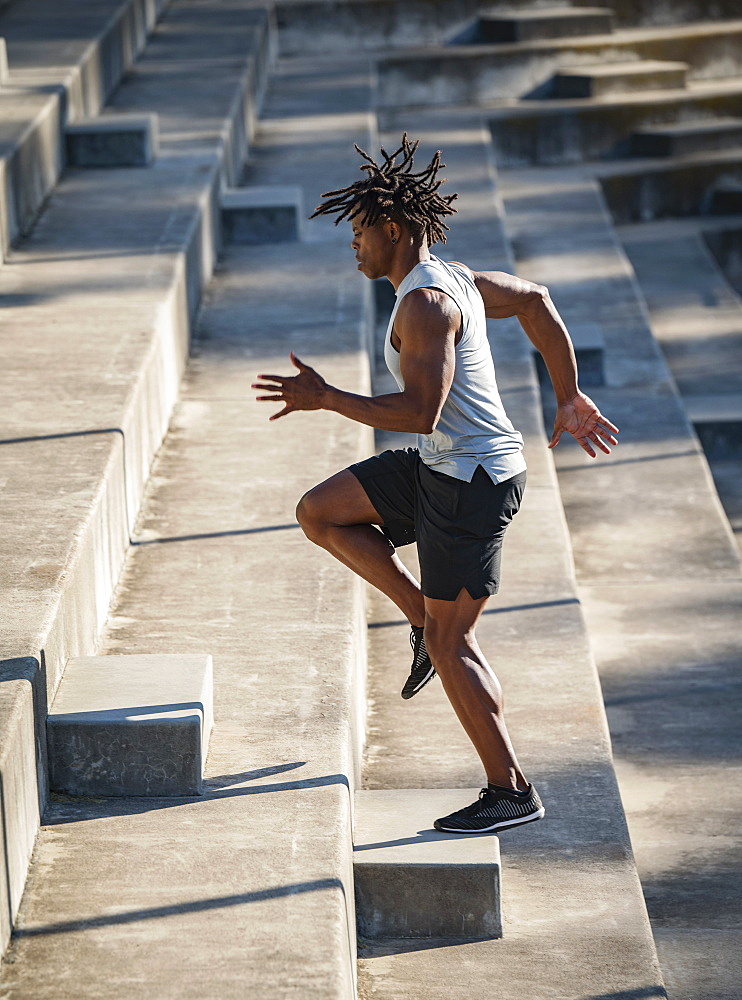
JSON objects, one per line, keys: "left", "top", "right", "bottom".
{"left": 350, "top": 215, "right": 394, "bottom": 280}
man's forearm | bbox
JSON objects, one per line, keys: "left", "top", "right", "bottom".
{"left": 518, "top": 292, "right": 579, "bottom": 404}
{"left": 322, "top": 384, "right": 436, "bottom": 434}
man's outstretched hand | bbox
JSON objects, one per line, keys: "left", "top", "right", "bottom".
{"left": 549, "top": 392, "right": 619, "bottom": 458}
{"left": 252, "top": 353, "right": 327, "bottom": 420}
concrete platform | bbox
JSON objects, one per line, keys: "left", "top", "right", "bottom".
{"left": 354, "top": 789, "right": 502, "bottom": 941}
{"left": 475, "top": 7, "right": 614, "bottom": 44}
{"left": 47, "top": 655, "right": 213, "bottom": 796}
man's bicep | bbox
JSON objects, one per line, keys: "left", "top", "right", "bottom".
{"left": 396, "top": 291, "right": 457, "bottom": 430}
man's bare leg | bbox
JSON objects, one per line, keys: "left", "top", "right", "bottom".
{"left": 296, "top": 470, "right": 426, "bottom": 627}
{"left": 424, "top": 588, "right": 528, "bottom": 791}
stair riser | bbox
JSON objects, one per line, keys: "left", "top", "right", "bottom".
{"left": 600, "top": 161, "right": 742, "bottom": 223}
{"left": 477, "top": 13, "right": 614, "bottom": 44}
{"left": 490, "top": 95, "right": 742, "bottom": 167}
{"left": 630, "top": 126, "right": 742, "bottom": 157}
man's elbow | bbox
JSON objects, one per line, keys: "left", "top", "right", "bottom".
{"left": 522, "top": 283, "right": 550, "bottom": 317}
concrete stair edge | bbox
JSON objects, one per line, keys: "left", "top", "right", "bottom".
{"left": 0, "top": 6, "right": 275, "bottom": 959}
{"left": 0, "top": 0, "right": 169, "bottom": 265}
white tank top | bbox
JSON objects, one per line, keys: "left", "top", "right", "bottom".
{"left": 384, "top": 255, "right": 527, "bottom": 484}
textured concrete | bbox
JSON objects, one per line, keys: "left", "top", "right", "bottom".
{"left": 489, "top": 79, "right": 742, "bottom": 167}
{"left": 501, "top": 145, "right": 742, "bottom": 999}
{"left": 630, "top": 116, "right": 742, "bottom": 156}
{"left": 0, "top": 0, "right": 272, "bottom": 959}
{"left": 221, "top": 185, "right": 304, "bottom": 243}
{"left": 0, "top": 56, "right": 375, "bottom": 998}
{"left": 354, "top": 790, "right": 501, "bottom": 941}
{"left": 475, "top": 7, "right": 615, "bottom": 44}
{"left": 65, "top": 114, "right": 159, "bottom": 168}
{"left": 0, "top": 0, "right": 165, "bottom": 262}
{"left": 378, "top": 20, "right": 742, "bottom": 107}
{"left": 47, "top": 655, "right": 213, "bottom": 796}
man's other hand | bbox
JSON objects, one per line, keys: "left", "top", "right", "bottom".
{"left": 252, "top": 353, "right": 327, "bottom": 420}
{"left": 549, "top": 392, "right": 619, "bottom": 458}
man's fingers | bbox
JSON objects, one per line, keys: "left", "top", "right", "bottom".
{"left": 548, "top": 427, "right": 563, "bottom": 449}
{"left": 252, "top": 382, "right": 284, "bottom": 391}
{"left": 255, "top": 374, "right": 287, "bottom": 385}
{"left": 578, "top": 436, "right": 597, "bottom": 458}
{"left": 255, "top": 394, "right": 284, "bottom": 402}
{"left": 597, "top": 415, "right": 619, "bottom": 434}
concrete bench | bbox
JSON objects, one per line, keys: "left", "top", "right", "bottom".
{"left": 354, "top": 789, "right": 502, "bottom": 941}
{"left": 66, "top": 113, "right": 159, "bottom": 167}
{"left": 47, "top": 654, "right": 213, "bottom": 796}
{"left": 221, "top": 184, "right": 304, "bottom": 243}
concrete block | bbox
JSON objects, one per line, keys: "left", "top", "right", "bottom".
{"left": 47, "top": 654, "right": 213, "bottom": 796}
{"left": 708, "top": 180, "right": 742, "bottom": 215}
{"left": 476, "top": 7, "right": 614, "bottom": 44}
{"left": 553, "top": 60, "right": 688, "bottom": 99}
{"left": 221, "top": 185, "right": 304, "bottom": 243}
{"left": 685, "top": 393, "right": 742, "bottom": 457}
{"left": 0, "top": 37, "right": 7, "bottom": 83}
{"left": 354, "top": 789, "right": 502, "bottom": 941}
{"left": 65, "top": 113, "right": 159, "bottom": 167}
{"left": 630, "top": 118, "right": 742, "bottom": 158}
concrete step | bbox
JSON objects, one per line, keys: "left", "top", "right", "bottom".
{"left": 705, "top": 222, "right": 742, "bottom": 291}
{"left": 708, "top": 179, "right": 742, "bottom": 214}
{"left": 489, "top": 79, "right": 742, "bottom": 166}
{"left": 47, "top": 654, "right": 213, "bottom": 797}
{"left": 0, "top": 0, "right": 273, "bottom": 958}
{"left": 65, "top": 113, "right": 159, "bottom": 167}
{"left": 596, "top": 148, "right": 742, "bottom": 222}
{"left": 630, "top": 116, "right": 742, "bottom": 157}
{"left": 354, "top": 790, "right": 502, "bottom": 941}
{"left": 552, "top": 59, "right": 688, "bottom": 99}
{"left": 475, "top": 7, "right": 614, "bottom": 43}
{"left": 685, "top": 394, "right": 742, "bottom": 456}
{"left": 0, "top": 0, "right": 166, "bottom": 265}
{"left": 502, "top": 164, "right": 742, "bottom": 995}
{"left": 378, "top": 20, "right": 742, "bottom": 107}
{"left": 221, "top": 184, "right": 304, "bottom": 243}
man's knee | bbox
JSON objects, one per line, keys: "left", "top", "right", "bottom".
{"left": 295, "top": 488, "right": 325, "bottom": 541}
{"left": 424, "top": 620, "right": 465, "bottom": 673}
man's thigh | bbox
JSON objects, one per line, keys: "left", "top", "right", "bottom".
{"left": 300, "top": 469, "right": 384, "bottom": 526}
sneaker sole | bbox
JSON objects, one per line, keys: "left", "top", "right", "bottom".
{"left": 401, "top": 664, "right": 436, "bottom": 700}
{"left": 433, "top": 807, "right": 545, "bottom": 834}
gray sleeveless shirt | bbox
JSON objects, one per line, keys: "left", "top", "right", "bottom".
{"left": 383, "top": 255, "right": 526, "bottom": 484}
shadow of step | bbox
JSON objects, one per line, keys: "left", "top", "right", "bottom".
{"left": 630, "top": 117, "right": 742, "bottom": 157}
{"left": 685, "top": 393, "right": 742, "bottom": 457}
{"left": 221, "top": 185, "right": 304, "bottom": 244}
{"left": 354, "top": 789, "right": 502, "bottom": 942}
{"left": 47, "top": 654, "right": 213, "bottom": 796}
{"left": 552, "top": 59, "right": 688, "bottom": 98}
{"left": 65, "top": 113, "right": 159, "bottom": 167}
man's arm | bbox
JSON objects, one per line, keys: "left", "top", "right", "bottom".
{"left": 453, "top": 263, "right": 619, "bottom": 457}
{"left": 252, "top": 288, "right": 458, "bottom": 434}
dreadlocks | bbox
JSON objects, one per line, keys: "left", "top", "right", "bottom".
{"left": 309, "top": 133, "right": 458, "bottom": 246}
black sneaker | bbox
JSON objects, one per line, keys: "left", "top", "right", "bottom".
{"left": 433, "top": 784, "right": 545, "bottom": 834}
{"left": 401, "top": 625, "right": 436, "bottom": 700}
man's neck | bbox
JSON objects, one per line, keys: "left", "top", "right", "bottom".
{"left": 387, "top": 243, "right": 431, "bottom": 291}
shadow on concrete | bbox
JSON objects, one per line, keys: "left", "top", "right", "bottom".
{"left": 368, "top": 597, "right": 580, "bottom": 630}
{"left": 131, "top": 523, "right": 299, "bottom": 545}
{"left": 354, "top": 827, "right": 497, "bottom": 852}
{"left": 11, "top": 878, "right": 345, "bottom": 939}
{"left": 43, "top": 770, "right": 349, "bottom": 825}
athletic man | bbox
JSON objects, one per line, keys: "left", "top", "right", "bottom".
{"left": 252, "top": 135, "right": 618, "bottom": 834}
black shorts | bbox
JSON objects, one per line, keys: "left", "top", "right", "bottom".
{"left": 349, "top": 447, "right": 526, "bottom": 602}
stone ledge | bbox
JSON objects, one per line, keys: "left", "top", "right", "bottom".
{"left": 66, "top": 113, "right": 159, "bottom": 167}
{"left": 221, "top": 184, "right": 304, "bottom": 243}
{"left": 47, "top": 654, "right": 213, "bottom": 796}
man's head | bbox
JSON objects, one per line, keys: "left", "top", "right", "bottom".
{"left": 310, "top": 133, "right": 458, "bottom": 267}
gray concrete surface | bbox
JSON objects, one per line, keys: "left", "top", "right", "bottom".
{"left": 554, "top": 59, "right": 689, "bottom": 99}
{"left": 378, "top": 20, "right": 742, "bottom": 108}
{"left": 221, "top": 184, "right": 304, "bottom": 243}
{"left": 354, "top": 789, "right": 502, "bottom": 941}
{"left": 358, "top": 110, "right": 666, "bottom": 1000}
{"left": 0, "top": 0, "right": 271, "bottom": 959}
{"left": 0, "top": 54, "right": 375, "bottom": 998}
{"left": 500, "top": 151, "right": 742, "bottom": 999}
{"left": 47, "top": 654, "right": 213, "bottom": 796}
